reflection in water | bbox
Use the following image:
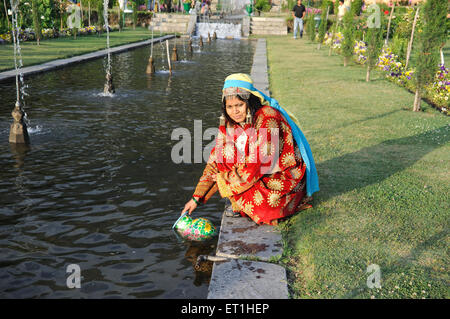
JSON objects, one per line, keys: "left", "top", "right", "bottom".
{"left": 0, "top": 39, "right": 255, "bottom": 298}
{"left": 9, "top": 143, "right": 30, "bottom": 168}
{"left": 184, "top": 241, "right": 215, "bottom": 287}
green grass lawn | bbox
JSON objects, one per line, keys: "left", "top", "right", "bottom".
{"left": 0, "top": 27, "right": 161, "bottom": 72}
{"left": 266, "top": 36, "right": 449, "bottom": 299}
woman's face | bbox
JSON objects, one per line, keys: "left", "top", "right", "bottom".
{"left": 225, "top": 96, "right": 247, "bottom": 124}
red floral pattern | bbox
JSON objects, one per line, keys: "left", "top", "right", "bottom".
{"left": 193, "top": 106, "right": 310, "bottom": 225}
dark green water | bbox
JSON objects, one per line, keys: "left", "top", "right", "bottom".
{"left": 0, "top": 38, "right": 255, "bottom": 298}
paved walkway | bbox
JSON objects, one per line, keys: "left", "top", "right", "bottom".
{"left": 0, "top": 35, "right": 175, "bottom": 83}
{"left": 207, "top": 38, "right": 289, "bottom": 299}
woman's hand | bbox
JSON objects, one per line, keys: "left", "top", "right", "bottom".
{"left": 212, "top": 173, "right": 217, "bottom": 182}
{"left": 181, "top": 199, "right": 198, "bottom": 215}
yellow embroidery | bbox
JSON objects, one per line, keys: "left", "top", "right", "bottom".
{"left": 222, "top": 143, "right": 235, "bottom": 161}
{"left": 268, "top": 191, "right": 281, "bottom": 207}
{"left": 261, "top": 141, "right": 275, "bottom": 157}
{"left": 290, "top": 167, "right": 302, "bottom": 179}
{"left": 216, "top": 173, "right": 233, "bottom": 198}
{"left": 265, "top": 118, "right": 279, "bottom": 136}
{"left": 236, "top": 197, "right": 245, "bottom": 209}
{"left": 294, "top": 145, "right": 302, "bottom": 161}
{"left": 263, "top": 107, "right": 277, "bottom": 117}
{"left": 282, "top": 152, "right": 296, "bottom": 167}
{"left": 253, "top": 190, "right": 264, "bottom": 206}
{"left": 286, "top": 132, "right": 294, "bottom": 146}
{"left": 243, "top": 202, "right": 254, "bottom": 216}
{"left": 267, "top": 178, "right": 283, "bottom": 191}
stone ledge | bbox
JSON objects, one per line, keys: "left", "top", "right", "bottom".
{"left": 216, "top": 213, "right": 283, "bottom": 262}
{"left": 0, "top": 35, "right": 175, "bottom": 83}
{"left": 207, "top": 38, "right": 289, "bottom": 299}
{"left": 207, "top": 259, "right": 289, "bottom": 299}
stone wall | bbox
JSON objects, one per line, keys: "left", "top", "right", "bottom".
{"left": 250, "top": 17, "right": 287, "bottom": 36}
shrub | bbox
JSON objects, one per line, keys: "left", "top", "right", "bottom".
{"left": 413, "top": 0, "right": 447, "bottom": 111}
{"left": 317, "top": 0, "right": 330, "bottom": 47}
{"left": 352, "top": 0, "right": 363, "bottom": 16}
{"left": 341, "top": 9, "right": 355, "bottom": 65}
{"left": 307, "top": 14, "right": 316, "bottom": 42}
{"left": 391, "top": 33, "right": 408, "bottom": 63}
{"left": 255, "top": 0, "right": 271, "bottom": 13}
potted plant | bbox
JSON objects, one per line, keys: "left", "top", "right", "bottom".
{"left": 183, "top": 0, "right": 191, "bottom": 13}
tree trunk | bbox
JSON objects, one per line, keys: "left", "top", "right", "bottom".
{"left": 329, "top": 20, "right": 338, "bottom": 56}
{"left": 385, "top": 2, "right": 395, "bottom": 46}
{"left": 80, "top": 0, "right": 84, "bottom": 24}
{"left": 3, "top": 0, "right": 10, "bottom": 28}
{"left": 405, "top": 7, "right": 420, "bottom": 70}
{"left": 88, "top": 1, "right": 91, "bottom": 26}
{"left": 366, "top": 65, "right": 370, "bottom": 82}
{"left": 413, "top": 88, "right": 421, "bottom": 112}
{"left": 118, "top": 6, "right": 121, "bottom": 31}
{"left": 344, "top": 56, "right": 349, "bottom": 67}
{"left": 317, "top": 43, "right": 321, "bottom": 50}
{"left": 60, "top": 1, "right": 64, "bottom": 30}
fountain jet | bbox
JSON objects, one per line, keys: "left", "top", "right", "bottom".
{"left": 9, "top": 0, "right": 29, "bottom": 145}
{"left": 103, "top": 70, "right": 115, "bottom": 94}
{"left": 103, "top": 0, "right": 115, "bottom": 94}
{"left": 188, "top": 37, "right": 193, "bottom": 53}
{"left": 146, "top": 20, "right": 156, "bottom": 74}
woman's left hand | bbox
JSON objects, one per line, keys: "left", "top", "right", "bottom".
{"left": 212, "top": 173, "right": 217, "bottom": 182}
{"left": 181, "top": 199, "right": 198, "bottom": 215}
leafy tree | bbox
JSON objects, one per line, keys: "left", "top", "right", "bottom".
{"left": 31, "top": 0, "right": 41, "bottom": 44}
{"left": 351, "top": 0, "right": 363, "bottom": 16}
{"left": 39, "top": 0, "right": 58, "bottom": 29}
{"left": 131, "top": 0, "right": 137, "bottom": 29}
{"left": 413, "top": 0, "right": 447, "bottom": 112}
{"left": 341, "top": 5, "right": 354, "bottom": 66}
{"left": 96, "top": 0, "right": 105, "bottom": 27}
{"left": 255, "top": 0, "right": 271, "bottom": 14}
{"left": 307, "top": 13, "right": 316, "bottom": 42}
{"left": 365, "top": 21, "right": 383, "bottom": 81}
{"left": 317, "top": 0, "right": 329, "bottom": 49}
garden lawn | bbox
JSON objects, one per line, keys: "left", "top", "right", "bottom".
{"left": 266, "top": 36, "right": 449, "bottom": 299}
{"left": 0, "top": 27, "right": 159, "bottom": 72}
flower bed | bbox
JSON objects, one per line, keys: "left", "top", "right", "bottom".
{"left": 353, "top": 40, "right": 367, "bottom": 65}
{"left": 321, "top": 31, "right": 449, "bottom": 115}
{"left": 0, "top": 25, "right": 117, "bottom": 44}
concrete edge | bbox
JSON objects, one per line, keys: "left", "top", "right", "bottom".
{"left": 0, "top": 35, "right": 175, "bottom": 83}
{"left": 207, "top": 38, "right": 290, "bottom": 299}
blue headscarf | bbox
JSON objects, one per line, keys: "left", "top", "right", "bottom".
{"left": 223, "top": 76, "right": 319, "bottom": 197}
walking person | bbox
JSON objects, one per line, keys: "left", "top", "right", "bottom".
{"left": 292, "top": 0, "right": 306, "bottom": 39}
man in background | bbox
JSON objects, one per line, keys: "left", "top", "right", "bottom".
{"left": 292, "top": 0, "right": 306, "bottom": 39}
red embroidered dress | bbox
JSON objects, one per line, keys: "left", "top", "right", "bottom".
{"left": 192, "top": 105, "right": 310, "bottom": 225}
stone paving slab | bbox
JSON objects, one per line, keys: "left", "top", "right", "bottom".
{"left": 207, "top": 38, "right": 289, "bottom": 299}
{"left": 216, "top": 212, "right": 283, "bottom": 261}
{"left": 207, "top": 259, "right": 289, "bottom": 299}
{"left": 0, "top": 35, "right": 174, "bottom": 83}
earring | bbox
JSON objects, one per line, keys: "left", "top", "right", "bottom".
{"left": 245, "top": 109, "right": 252, "bottom": 124}
{"left": 219, "top": 114, "right": 226, "bottom": 126}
